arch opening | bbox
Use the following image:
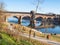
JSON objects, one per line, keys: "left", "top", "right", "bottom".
{"left": 7, "top": 16, "right": 18, "bottom": 23}
{"left": 47, "top": 18, "right": 53, "bottom": 25}
{"left": 21, "top": 16, "right": 30, "bottom": 26}
{"left": 13, "top": 16, "right": 18, "bottom": 19}
{"left": 22, "top": 16, "right": 30, "bottom": 20}
{"left": 35, "top": 17, "right": 43, "bottom": 21}
{"left": 35, "top": 17, "right": 43, "bottom": 26}
{"left": 47, "top": 18, "right": 52, "bottom": 22}
{"left": 53, "top": 18, "right": 59, "bottom": 25}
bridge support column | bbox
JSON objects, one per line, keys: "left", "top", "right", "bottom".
{"left": 30, "top": 20, "right": 36, "bottom": 28}
{"left": 18, "top": 16, "right": 21, "bottom": 24}
{"left": 41, "top": 18, "right": 47, "bottom": 26}
{"left": 30, "top": 11, "right": 35, "bottom": 28}
{"left": 4, "top": 16, "right": 6, "bottom": 22}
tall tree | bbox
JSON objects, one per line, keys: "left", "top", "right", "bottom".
{"left": 0, "top": 2, "right": 5, "bottom": 22}
{"left": 32, "top": 0, "right": 44, "bottom": 12}
{"left": 0, "top": 2, "right": 4, "bottom": 10}
{"left": 36, "top": 0, "right": 44, "bottom": 12}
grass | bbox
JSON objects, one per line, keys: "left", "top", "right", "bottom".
{"left": 0, "top": 32, "right": 33, "bottom": 45}
{"left": 0, "top": 31, "right": 51, "bottom": 45}
{"left": 13, "top": 24, "right": 44, "bottom": 37}
{"left": 20, "top": 40, "right": 33, "bottom": 45}
{"left": 50, "top": 35, "right": 60, "bottom": 42}
{"left": 19, "top": 35, "right": 51, "bottom": 45}
{"left": 16, "top": 25, "right": 60, "bottom": 42}
{"left": 0, "top": 22, "right": 51, "bottom": 45}
{"left": 0, "top": 32, "right": 16, "bottom": 45}
{"left": 0, "top": 22, "right": 60, "bottom": 45}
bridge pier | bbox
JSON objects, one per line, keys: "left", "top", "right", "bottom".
{"left": 29, "top": 11, "right": 35, "bottom": 28}
{"left": 30, "top": 20, "right": 36, "bottom": 28}
{"left": 18, "top": 16, "right": 21, "bottom": 24}
{"left": 41, "top": 18, "right": 47, "bottom": 26}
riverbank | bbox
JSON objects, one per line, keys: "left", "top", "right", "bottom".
{"left": 7, "top": 22, "right": 43, "bottom": 37}
{"left": 0, "top": 22, "right": 52, "bottom": 45}
{"left": 0, "top": 30, "right": 52, "bottom": 45}
{"left": 5, "top": 22, "right": 60, "bottom": 42}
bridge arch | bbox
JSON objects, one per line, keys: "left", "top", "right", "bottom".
{"left": 53, "top": 17, "right": 58, "bottom": 22}
{"left": 22, "top": 16, "right": 31, "bottom": 20}
{"left": 47, "top": 17, "right": 52, "bottom": 21}
{"left": 13, "top": 16, "right": 18, "bottom": 19}
{"left": 35, "top": 17, "right": 43, "bottom": 26}
{"left": 53, "top": 17, "right": 59, "bottom": 23}
{"left": 7, "top": 16, "right": 18, "bottom": 23}
{"left": 46, "top": 17, "right": 53, "bottom": 24}
{"left": 35, "top": 17, "right": 43, "bottom": 21}
{"left": 21, "top": 16, "right": 31, "bottom": 26}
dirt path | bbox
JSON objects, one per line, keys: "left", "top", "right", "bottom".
{"left": 8, "top": 28, "right": 60, "bottom": 45}
{"left": 20, "top": 33, "right": 60, "bottom": 45}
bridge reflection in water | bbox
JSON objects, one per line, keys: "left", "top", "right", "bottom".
{"left": 7, "top": 17, "right": 60, "bottom": 34}
{"left": 7, "top": 17, "right": 42, "bottom": 27}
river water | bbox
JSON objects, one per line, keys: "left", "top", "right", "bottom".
{"left": 7, "top": 17, "right": 60, "bottom": 34}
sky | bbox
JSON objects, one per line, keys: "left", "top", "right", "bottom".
{"left": 0, "top": 0, "right": 60, "bottom": 14}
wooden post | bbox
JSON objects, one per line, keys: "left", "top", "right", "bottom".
{"left": 29, "top": 30, "right": 31, "bottom": 41}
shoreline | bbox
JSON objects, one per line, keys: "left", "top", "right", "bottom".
{"left": 5, "top": 22, "right": 60, "bottom": 35}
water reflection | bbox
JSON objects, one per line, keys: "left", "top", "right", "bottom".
{"left": 21, "top": 19, "right": 30, "bottom": 26}
{"left": 36, "top": 26, "right": 60, "bottom": 34}
{"left": 7, "top": 17, "right": 18, "bottom": 23}
{"left": 7, "top": 17, "right": 60, "bottom": 34}
{"left": 35, "top": 21, "right": 41, "bottom": 26}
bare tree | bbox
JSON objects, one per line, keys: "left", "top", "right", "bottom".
{"left": 0, "top": 2, "right": 4, "bottom": 10}
{"left": 32, "top": 0, "right": 44, "bottom": 12}
{"left": 0, "top": 2, "right": 5, "bottom": 22}
{"left": 35, "top": 0, "right": 40, "bottom": 12}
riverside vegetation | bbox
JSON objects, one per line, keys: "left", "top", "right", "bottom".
{"left": 0, "top": 21, "right": 60, "bottom": 45}
{"left": 12, "top": 23, "right": 60, "bottom": 42}
{"left": 0, "top": 22, "right": 52, "bottom": 45}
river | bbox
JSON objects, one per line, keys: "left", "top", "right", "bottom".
{"left": 7, "top": 17, "right": 60, "bottom": 34}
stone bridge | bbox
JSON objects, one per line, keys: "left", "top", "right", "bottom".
{"left": 4, "top": 11, "right": 56, "bottom": 20}
{"left": 3, "top": 11, "right": 60, "bottom": 28}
